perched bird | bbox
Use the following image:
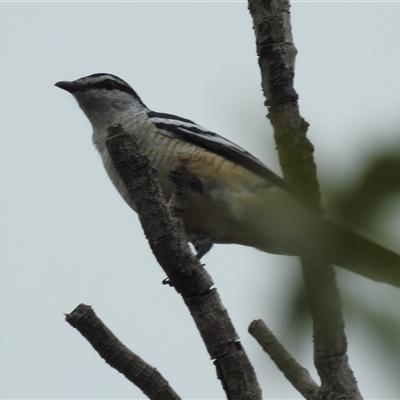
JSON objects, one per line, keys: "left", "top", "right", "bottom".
{"left": 56, "top": 73, "right": 400, "bottom": 287}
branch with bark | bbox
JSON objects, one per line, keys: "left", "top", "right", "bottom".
{"left": 66, "top": 304, "right": 182, "bottom": 400}
{"left": 65, "top": 1, "right": 366, "bottom": 398}
{"left": 248, "top": 1, "right": 362, "bottom": 399}
{"left": 249, "top": 319, "right": 319, "bottom": 400}
{"left": 66, "top": 125, "right": 262, "bottom": 399}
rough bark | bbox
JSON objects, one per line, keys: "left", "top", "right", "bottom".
{"left": 249, "top": 319, "right": 319, "bottom": 400}
{"left": 105, "top": 125, "right": 263, "bottom": 400}
{"left": 248, "top": 1, "right": 363, "bottom": 398}
{"left": 66, "top": 304, "right": 182, "bottom": 400}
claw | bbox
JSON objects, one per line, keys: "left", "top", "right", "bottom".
{"left": 192, "top": 232, "right": 214, "bottom": 259}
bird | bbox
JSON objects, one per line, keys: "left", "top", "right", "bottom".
{"left": 55, "top": 73, "right": 400, "bottom": 287}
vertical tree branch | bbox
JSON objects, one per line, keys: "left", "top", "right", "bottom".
{"left": 249, "top": 0, "right": 319, "bottom": 204}
{"left": 248, "top": 1, "right": 362, "bottom": 398}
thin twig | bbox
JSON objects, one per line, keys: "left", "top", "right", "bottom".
{"left": 66, "top": 304, "right": 182, "bottom": 400}
{"left": 249, "top": 319, "right": 319, "bottom": 400}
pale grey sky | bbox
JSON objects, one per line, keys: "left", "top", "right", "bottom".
{"left": 2, "top": 2, "right": 400, "bottom": 399}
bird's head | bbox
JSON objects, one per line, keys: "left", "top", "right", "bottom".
{"left": 55, "top": 73, "right": 147, "bottom": 128}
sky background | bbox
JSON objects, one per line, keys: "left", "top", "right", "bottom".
{"left": 2, "top": 1, "right": 400, "bottom": 399}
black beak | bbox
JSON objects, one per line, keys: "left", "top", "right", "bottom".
{"left": 55, "top": 81, "right": 87, "bottom": 93}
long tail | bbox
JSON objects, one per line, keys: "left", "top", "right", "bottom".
{"left": 229, "top": 189, "right": 400, "bottom": 287}
{"left": 303, "top": 218, "right": 400, "bottom": 287}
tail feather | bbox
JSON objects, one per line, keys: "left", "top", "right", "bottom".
{"left": 314, "top": 219, "right": 400, "bottom": 287}
{"left": 230, "top": 189, "right": 400, "bottom": 288}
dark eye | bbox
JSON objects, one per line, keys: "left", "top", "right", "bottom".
{"left": 101, "top": 80, "right": 117, "bottom": 90}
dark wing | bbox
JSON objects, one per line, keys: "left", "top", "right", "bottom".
{"left": 147, "top": 111, "right": 295, "bottom": 194}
